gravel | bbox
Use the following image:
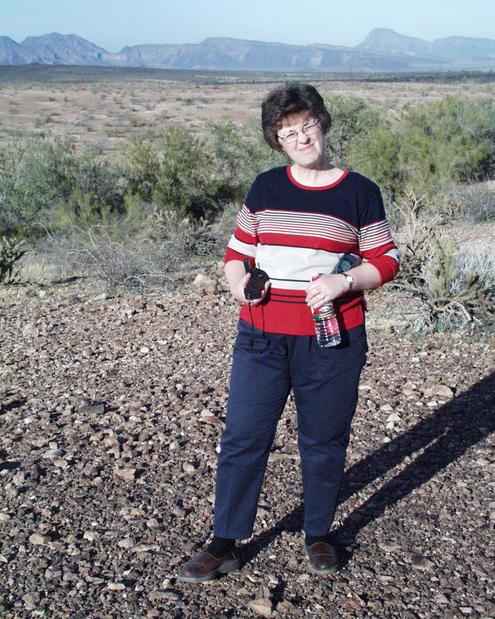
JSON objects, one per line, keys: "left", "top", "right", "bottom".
{"left": 0, "top": 272, "right": 494, "bottom": 618}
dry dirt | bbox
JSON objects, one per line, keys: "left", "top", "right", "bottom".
{"left": 1, "top": 273, "right": 494, "bottom": 618}
{"left": 0, "top": 78, "right": 493, "bottom": 151}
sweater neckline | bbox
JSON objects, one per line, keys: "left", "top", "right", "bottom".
{"left": 286, "top": 165, "right": 349, "bottom": 191}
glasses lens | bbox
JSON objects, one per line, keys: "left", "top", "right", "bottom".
{"left": 304, "top": 120, "right": 319, "bottom": 135}
{"left": 283, "top": 132, "right": 298, "bottom": 143}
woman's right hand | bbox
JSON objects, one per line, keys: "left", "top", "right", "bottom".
{"left": 230, "top": 273, "right": 270, "bottom": 306}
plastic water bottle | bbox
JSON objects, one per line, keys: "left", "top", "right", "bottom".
{"left": 311, "top": 274, "right": 341, "bottom": 348}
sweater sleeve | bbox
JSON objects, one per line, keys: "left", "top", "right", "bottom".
{"left": 358, "top": 190, "right": 400, "bottom": 284}
{"left": 224, "top": 180, "right": 260, "bottom": 266}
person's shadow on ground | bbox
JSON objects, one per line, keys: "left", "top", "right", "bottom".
{"left": 243, "top": 371, "right": 494, "bottom": 568}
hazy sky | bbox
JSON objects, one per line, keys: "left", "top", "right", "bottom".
{"left": 2, "top": 0, "right": 494, "bottom": 52}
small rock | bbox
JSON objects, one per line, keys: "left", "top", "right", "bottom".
{"left": 183, "top": 462, "right": 196, "bottom": 474}
{"left": 131, "top": 543, "right": 160, "bottom": 553}
{"left": 28, "top": 533, "right": 46, "bottom": 546}
{"left": 411, "top": 555, "right": 433, "bottom": 571}
{"left": 376, "top": 574, "right": 395, "bottom": 584}
{"left": 387, "top": 412, "right": 401, "bottom": 423}
{"left": 79, "top": 402, "right": 105, "bottom": 415}
{"left": 118, "top": 537, "right": 134, "bottom": 549}
{"left": 378, "top": 541, "right": 401, "bottom": 553}
{"left": 192, "top": 274, "right": 216, "bottom": 295}
{"left": 434, "top": 593, "right": 449, "bottom": 605}
{"left": 343, "top": 595, "right": 365, "bottom": 610}
{"left": 149, "top": 590, "right": 180, "bottom": 602}
{"left": 380, "top": 404, "right": 394, "bottom": 412}
{"left": 22, "top": 593, "right": 37, "bottom": 610}
{"left": 114, "top": 467, "right": 136, "bottom": 481}
{"left": 434, "top": 384, "right": 455, "bottom": 398}
{"left": 107, "top": 582, "right": 125, "bottom": 591}
{"left": 247, "top": 598, "right": 273, "bottom": 617}
{"left": 0, "top": 513, "right": 11, "bottom": 523}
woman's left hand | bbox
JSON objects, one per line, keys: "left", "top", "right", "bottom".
{"left": 305, "top": 274, "right": 348, "bottom": 309}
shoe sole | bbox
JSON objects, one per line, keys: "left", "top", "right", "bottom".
{"left": 305, "top": 548, "right": 339, "bottom": 575}
{"left": 307, "top": 561, "right": 339, "bottom": 575}
{"left": 177, "top": 558, "right": 241, "bottom": 583}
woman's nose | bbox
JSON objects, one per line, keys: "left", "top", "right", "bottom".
{"left": 297, "top": 130, "right": 310, "bottom": 144}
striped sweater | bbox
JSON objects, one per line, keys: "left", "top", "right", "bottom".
{"left": 224, "top": 165, "right": 400, "bottom": 335}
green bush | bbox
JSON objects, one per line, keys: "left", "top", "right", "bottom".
{"left": 347, "top": 123, "right": 402, "bottom": 201}
{"left": 126, "top": 126, "right": 220, "bottom": 219}
{"left": 0, "top": 135, "right": 127, "bottom": 237}
{"left": 207, "top": 119, "right": 287, "bottom": 202}
{"left": 0, "top": 136, "right": 75, "bottom": 236}
{"left": 325, "top": 96, "right": 382, "bottom": 168}
{"left": 399, "top": 95, "right": 494, "bottom": 194}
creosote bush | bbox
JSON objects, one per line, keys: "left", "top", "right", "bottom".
{"left": 0, "top": 136, "right": 126, "bottom": 237}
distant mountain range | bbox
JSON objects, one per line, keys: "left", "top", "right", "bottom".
{"left": 1, "top": 28, "right": 494, "bottom": 72}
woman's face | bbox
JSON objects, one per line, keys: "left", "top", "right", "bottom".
{"left": 277, "top": 113, "right": 326, "bottom": 169}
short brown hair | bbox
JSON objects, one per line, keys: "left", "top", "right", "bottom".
{"left": 261, "top": 82, "right": 331, "bottom": 151}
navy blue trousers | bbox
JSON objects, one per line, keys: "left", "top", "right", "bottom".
{"left": 213, "top": 319, "right": 367, "bottom": 539}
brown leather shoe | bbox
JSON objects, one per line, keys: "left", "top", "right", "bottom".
{"left": 177, "top": 549, "right": 241, "bottom": 583}
{"left": 305, "top": 542, "right": 339, "bottom": 575}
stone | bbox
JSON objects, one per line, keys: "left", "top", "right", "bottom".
{"left": 192, "top": 274, "right": 216, "bottom": 295}
{"left": 149, "top": 590, "right": 180, "bottom": 602}
{"left": 247, "top": 598, "right": 273, "bottom": 617}
{"left": 182, "top": 462, "right": 196, "bottom": 474}
{"left": 28, "top": 533, "right": 46, "bottom": 546}
{"left": 114, "top": 467, "right": 136, "bottom": 481}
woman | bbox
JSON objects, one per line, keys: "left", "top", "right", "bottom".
{"left": 178, "top": 83, "right": 399, "bottom": 582}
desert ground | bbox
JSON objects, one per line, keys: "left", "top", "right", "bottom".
{"left": 0, "top": 70, "right": 494, "bottom": 617}
{"left": 0, "top": 73, "right": 493, "bottom": 151}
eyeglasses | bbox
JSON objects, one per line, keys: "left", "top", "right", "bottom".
{"left": 277, "top": 119, "right": 320, "bottom": 144}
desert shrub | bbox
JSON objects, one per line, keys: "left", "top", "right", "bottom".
{"left": 392, "top": 191, "right": 494, "bottom": 332}
{"left": 399, "top": 96, "right": 494, "bottom": 195}
{"left": 124, "top": 139, "right": 159, "bottom": 203}
{"left": 423, "top": 234, "right": 494, "bottom": 331}
{"left": 325, "top": 97, "right": 382, "bottom": 167}
{"left": 0, "top": 136, "right": 75, "bottom": 236}
{"left": 49, "top": 190, "right": 117, "bottom": 230}
{"left": 448, "top": 182, "right": 495, "bottom": 222}
{"left": 329, "top": 95, "right": 494, "bottom": 206}
{"left": 0, "top": 135, "right": 127, "bottom": 237}
{"left": 451, "top": 240, "right": 495, "bottom": 297}
{"left": 56, "top": 210, "right": 221, "bottom": 290}
{"left": 207, "top": 119, "right": 287, "bottom": 202}
{"left": 126, "top": 126, "right": 220, "bottom": 219}
{"left": 0, "top": 235, "right": 26, "bottom": 284}
{"left": 347, "top": 123, "right": 402, "bottom": 201}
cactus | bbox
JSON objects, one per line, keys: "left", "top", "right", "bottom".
{"left": 425, "top": 234, "right": 494, "bottom": 329}
{"left": 0, "top": 236, "right": 26, "bottom": 284}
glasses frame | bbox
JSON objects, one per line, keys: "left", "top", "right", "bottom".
{"left": 277, "top": 118, "right": 320, "bottom": 144}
